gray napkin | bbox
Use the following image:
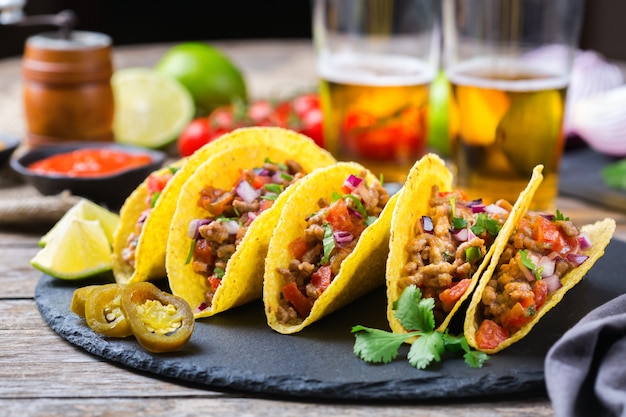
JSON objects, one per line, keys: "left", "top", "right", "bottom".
{"left": 545, "top": 294, "right": 626, "bottom": 417}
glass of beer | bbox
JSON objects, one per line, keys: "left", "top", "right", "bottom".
{"left": 313, "top": 0, "right": 440, "bottom": 183}
{"left": 443, "top": 0, "right": 584, "bottom": 211}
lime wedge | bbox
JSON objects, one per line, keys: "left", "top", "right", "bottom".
{"left": 39, "top": 199, "right": 120, "bottom": 247}
{"left": 31, "top": 218, "right": 114, "bottom": 280}
{"left": 112, "top": 67, "right": 195, "bottom": 148}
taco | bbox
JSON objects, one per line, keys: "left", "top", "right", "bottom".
{"left": 386, "top": 153, "right": 543, "bottom": 336}
{"left": 263, "top": 162, "right": 398, "bottom": 334}
{"left": 464, "top": 207, "right": 616, "bottom": 353}
{"left": 166, "top": 130, "right": 336, "bottom": 319}
{"left": 112, "top": 126, "right": 333, "bottom": 285}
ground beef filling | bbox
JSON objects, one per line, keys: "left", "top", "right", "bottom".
{"left": 189, "top": 159, "right": 306, "bottom": 310}
{"left": 276, "top": 174, "right": 389, "bottom": 325}
{"left": 399, "top": 186, "right": 510, "bottom": 326}
{"left": 479, "top": 212, "right": 584, "bottom": 335}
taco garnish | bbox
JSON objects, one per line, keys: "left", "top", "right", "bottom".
{"left": 188, "top": 158, "right": 306, "bottom": 311}
{"left": 465, "top": 211, "right": 616, "bottom": 353}
{"left": 264, "top": 162, "right": 399, "bottom": 334}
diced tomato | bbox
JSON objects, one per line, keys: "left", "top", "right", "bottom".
{"left": 259, "top": 198, "right": 274, "bottom": 213}
{"left": 475, "top": 319, "right": 509, "bottom": 350}
{"left": 532, "top": 215, "right": 578, "bottom": 254}
{"left": 207, "top": 275, "right": 222, "bottom": 290}
{"left": 311, "top": 265, "right": 332, "bottom": 293}
{"left": 282, "top": 282, "right": 312, "bottom": 318}
{"left": 533, "top": 279, "right": 549, "bottom": 310}
{"left": 439, "top": 278, "right": 471, "bottom": 311}
{"left": 252, "top": 175, "right": 272, "bottom": 189}
{"left": 501, "top": 302, "right": 533, "bottom": 333}
{"left": 147, "top": 172, "right": 173, "bottom": 194}
{"left": 326, "top": 198, "right": 355, "bottom": 232}
{"left": 288, "top": 237, "right": 309, "bottom": 261}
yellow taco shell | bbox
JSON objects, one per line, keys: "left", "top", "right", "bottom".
{"left": 386, "top": 154, "right": 544, "bottom": 338}
{"left": 112, "top": 126, "right": 334, "bottom": 285}
{"left": 166, "top": 128, "right": 336, "bottom": 319}
{"left": 464, "top": 216, "right": 616, "bottom": 354}
{"left": 264, "top": 161, "right": 399, "bottom": 334}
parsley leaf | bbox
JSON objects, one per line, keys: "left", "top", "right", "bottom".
{"left": 352, "top": 284, "right": 489, "bottom": 369}
{"left": 452, "top": 217, "right": 468, "bottom": 230}
{"left": 554, "top": 209, "right": 570, "bottom": 221}
{"left": 471, "top": 213, "right": 501, "bottom": 236}
{"left": 520, "top": 249, "right": 543, "bottom": 280}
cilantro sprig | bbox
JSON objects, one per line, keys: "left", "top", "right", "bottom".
{"left": 352, "top": 285, "right": 489, "bottom": 369}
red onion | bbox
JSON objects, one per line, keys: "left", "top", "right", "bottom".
{"left": 236, "top": 180, "right": 261, "bottom": 203}
{"left": 452, "top": 227, "right": 468, "bottom": 242}
{"left": 484, "top": 204, "right": 508, "bottom": 216}
{"left": 566, "top": 253, "right": 589, "bottom": 266}
{"left": 542, "top": 274, "right": 563, "bottom": 293}
{"left": 187, "top": 218, "right": 211, "bottom": 239}
{"left": 421, "top": 216, "right": 434, "bottom": 234}
{"left": 466, "top": 199, "right": 485, "bottom": 213}
{"left": 343, "top": 175, "right": 362, "bottom": 191}
{"left": 333, "top": 230, "right": 353, "bottom": 247}
{"left": 537, "top": 255, "right": 556, "bottom": 278}
{"left": 578, "top": 233, "right": 592, "bottom": 250}
{"left": 222, "top": 220, "right": 240, "bottom": 235}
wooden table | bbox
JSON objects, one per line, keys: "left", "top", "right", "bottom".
{"left": 1, "top": 40, "right": 625, "bottom": 417}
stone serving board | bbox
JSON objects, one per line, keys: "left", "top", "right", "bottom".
{"left": 36, "top": 240, "right": 625, "bottom": 402}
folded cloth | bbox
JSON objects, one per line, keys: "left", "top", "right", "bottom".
{"left": 545, "top": 294, "right": 626, "bottom": 417}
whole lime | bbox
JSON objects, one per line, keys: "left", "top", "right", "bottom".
{"left": 155, "top": 42, "right": 247, "bottom": 115}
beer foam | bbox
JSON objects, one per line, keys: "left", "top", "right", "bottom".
{"left": 318, "top": 53, "right": 435, "bottom": 86}
{"left": 446, "top": 59, "right": 569, "bottom": 92}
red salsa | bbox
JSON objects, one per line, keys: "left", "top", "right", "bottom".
{"left": 28, "top": 148, "right": 152, "bottom": 177}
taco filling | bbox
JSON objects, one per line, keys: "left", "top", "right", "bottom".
{"left": 275, "top": 173, "right": 389, "bottom": 325}
{"left": 475, "top": 210, "right": 591, "bottom": 350}
{"left": 122, "top": 166, "right": 178, "bottom": 268}
{"left": 398, "top": 186, "right": 511, "bottom": 325}
{"left": 187, "top": 158, "right": 306, "bottom": 311}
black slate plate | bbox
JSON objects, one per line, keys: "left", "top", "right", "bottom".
{"left": 35, "top": 240, "right": 625, "bottom": 402}
{"left": 559, "top": 148, "right": 626, "bottom": 212}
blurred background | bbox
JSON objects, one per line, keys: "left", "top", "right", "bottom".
{"left": 1, "top": 0, "right": 625, "bottom": 61}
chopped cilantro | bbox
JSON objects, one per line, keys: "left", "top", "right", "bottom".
{"left": 449, "top": 197, "right": 456, "bottom": 218}
{"left": 261, "top": 193, "right": 278, "bottom": 201}
{"left": 471, "top": 213, "right": 501, "bottom": 236}
{"left": 520, "top": 249, "right": 543, "bottom": 280}
{"left": 264, "top": 157, "right": 288, "bottom": 171}
{"left": 452, "top": 217, "right": 468, "bottom": 230}
{"left": 213, "top": 267, "right": 225, "bottom": 279}
{"left": 554, "top": 209, "right": 569, "bottom": 222}
{"left": 150, "top": 191, "right": 161, "bottom": 208}
{"left": 264, "top": 183, "right": 284, "bottom": 194}
{"left": 352, "top": 285, "right": 489, "bottom": 369}
{"left": 319, "top": 223, "right": 335, "bottom": 265}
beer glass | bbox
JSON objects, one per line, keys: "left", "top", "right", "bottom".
{"left": 314, "top": 0, "right": 440, "bottom": 183}
{"left": 443, "top": 0, "right": 584, "bottom": 210}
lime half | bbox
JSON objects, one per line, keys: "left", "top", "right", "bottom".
{"left": 112, "top": 67, "right": 194, "bottom": 148}
{"left": 31, "top": 218, "right": 114, "bottom": 280}
{"left": 39, "top": 199, "right": 120, "bottom": 247}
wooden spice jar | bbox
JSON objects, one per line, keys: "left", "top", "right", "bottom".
{"left": 22, "top": 31, "right": 115, "bottom": 147}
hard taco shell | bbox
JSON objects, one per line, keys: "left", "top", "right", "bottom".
{"left": 263, "top": 161, "right": 399, "bottom": 334}
{"left": 166, "top": 128, "right": 336, "bottom": 319}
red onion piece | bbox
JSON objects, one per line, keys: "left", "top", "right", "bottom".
{"left": 484, "top": 204, "right": 508, "bottom": 216}
{"left": 538, "top": 255, "right": 556, "bottom": 278}
{"left": 222, "top": 220, "right": 240, "bottom": 235}
{"left": 566, "top": 253, "right": 589, "bottom": 266}
{"left": 421, "top": 216, "right": 434, "bottom": 234}
{"left": 343, "top": 175, "right": 363, "bottom": 191}
{"left": 187, "top": 218, "right": 211, "bottom": 239}
{"left": 236, "top": 180, "right": 261, "bottom": 203}
{"left": 542, "top": 274, "right": 563, "bottom": 293}
{"left": 333, "top": 230, "right": 353, "bottom": 247}
{"left": 578, "top": 232, "right": 592, "bottom": 250}
{"left": 452, "top": 227, "right": 469, "bottom": 242}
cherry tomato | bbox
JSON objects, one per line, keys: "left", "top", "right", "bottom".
{"left": 282, "top": 93, "right": 324, "bottom": 147}
{"left": 177, "top": 117, "right": 212, "bottom": 157}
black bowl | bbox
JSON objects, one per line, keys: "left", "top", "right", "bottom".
{"left": 0, "top": 133, "right": 20, "bottom": 168}
{"left": 10, "top": 142, "right": 167, "bottom": 211}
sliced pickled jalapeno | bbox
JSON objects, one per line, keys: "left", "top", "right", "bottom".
{"left": 84, "top": 283, "right": 132, "bottom": 338}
